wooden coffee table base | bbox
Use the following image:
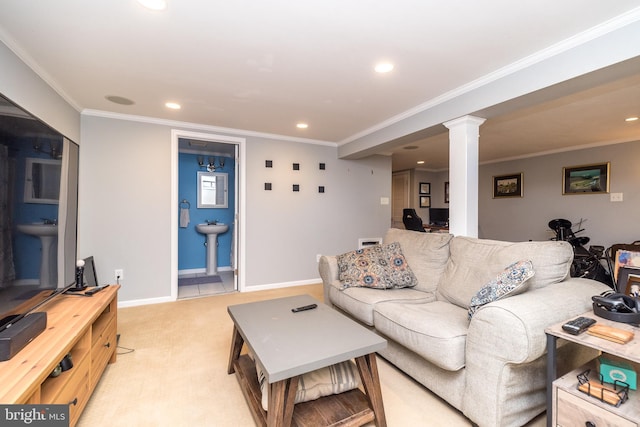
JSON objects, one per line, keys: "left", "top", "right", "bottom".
{"left": 228, "top": 327, "right": 387, "bottom": 427}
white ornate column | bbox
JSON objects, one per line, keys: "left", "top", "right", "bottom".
{"left": 443, "top": 115, "right": 486, "bottom": 237}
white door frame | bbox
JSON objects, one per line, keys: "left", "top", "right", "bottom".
{"left": 391, "top": 170, "right": 411, "bottom": 228}
{"left": 170, "top": 129, "right": 246, "bottom": 300}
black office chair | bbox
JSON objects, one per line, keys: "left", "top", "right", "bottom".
{"left": 402, "top": 208, "right": 426, "bottom": 232}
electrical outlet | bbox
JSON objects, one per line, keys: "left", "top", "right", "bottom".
{"left": 115, "top": 269, "right": 123, "bottom": 282}
{"left": 610, "top": 192, "right": 623, "bottom": 202}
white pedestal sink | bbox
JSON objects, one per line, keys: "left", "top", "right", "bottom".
{"left": 195, "top": 223, "right": 229, "bottom": 275}
{"left": 17, "top": 223, "right": 58, "bottom": 288}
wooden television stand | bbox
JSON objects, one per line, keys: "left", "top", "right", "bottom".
{"left": 0, "top": 285, "right": 120, "bottom": 427}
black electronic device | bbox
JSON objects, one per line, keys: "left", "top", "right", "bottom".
{"left": 85, "top": 285, "right": 109, "bottom": 296}
{"left": 0, "top": 94, "right": 80, "bottom": 361}
{"left": 0, "top": 281, "right": 76, "bottom": 361}
{"left": 292, "top": 304, "right": 317, "bottom": 313}
{"left": 429, "top": 208, "right": 449, "bottom": 226}
{"left": 67, "top": 256, "right": 98, "bottom": 292}
{"left": 59, "top": 352, "right": 73, "bottom": 371}
{"left": 561, "top": 316, "right": 596, "bottom": 335}
{"left": 592, "top": 292, "right": 640, "bottom": 324}
{"left": 0, "top": 312, "right": 47, "bottom": 361}
{"left": 83, "top": 256, "right": 99, "bottom": 288}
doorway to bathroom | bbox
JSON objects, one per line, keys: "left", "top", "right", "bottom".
{"left": 171, "top": 130, "right": 245, "bottom": 300}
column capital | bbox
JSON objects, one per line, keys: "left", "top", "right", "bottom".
{"left": 443, "top": 115, "right": 486, "bottom": 129}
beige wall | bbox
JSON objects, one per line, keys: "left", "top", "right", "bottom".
{"left": 0, "top": 42, "right": 80, "bottom": 142}
{"left": 478, "top": 139, "right": 640, "bottom": 249}
{"left": 80, "top": 115, "right": 392, "bottom": 304}
{"left": 3, "top": 35, "right": 636, "bottom": 304}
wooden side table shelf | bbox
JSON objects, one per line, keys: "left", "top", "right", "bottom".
{"left": 546, "top": 312, "right": 640, "bottom": 427}
{"left": 0, "top": 285, "right": 119, "bottom": 427}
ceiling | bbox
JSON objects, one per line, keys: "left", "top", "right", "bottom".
{"left": 0, "top": 1, "right": 638, "bottom": 170}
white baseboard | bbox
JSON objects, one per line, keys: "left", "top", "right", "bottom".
{"left": 118, "top": 276, "right": 321, "bottom": 307}
{"left": 241, "top": 278, "right": 321, "bottom": 292}
{"left": 118, "top": 295, "right": 174, "bottom": 308}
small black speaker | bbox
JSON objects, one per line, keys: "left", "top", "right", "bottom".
{"left": 0, "top": 312, "right": 47, "bottom": 361}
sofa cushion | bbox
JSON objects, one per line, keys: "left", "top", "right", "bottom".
{"left": 437, "top": 237, "right": 573, "bottom": 309}
{"left": 373, "top": 300, "right": 469, "bottom": 371}
{"left": 337, "top": 242, "right": 418, "bottom": 290}
{"left": 257, "top": 360, "right": 361, "bottom": 411}
{"left": 329, "top": 285, "right": 436, "bottom": 326}
{"left": 467, "top": 260, "right": 535, "bottom": 319}
{"left": 383, "top": 228, "right": 453, "bottom": 293}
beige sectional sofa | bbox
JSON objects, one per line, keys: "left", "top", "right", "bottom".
{"left": 319, "top": 228, "right": 609, "bottom": 427}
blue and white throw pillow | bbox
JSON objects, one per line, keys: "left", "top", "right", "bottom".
{"left": 336, "top": 242, "right": 418, "bottom": 290}
{"left": 468, "top": 260, "right": 535, "bottom": 320}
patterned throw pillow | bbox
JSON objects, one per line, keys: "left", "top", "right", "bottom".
{"left": 337, "top": 242, "right": 418, "bottom": 290}
{"left": 468, "top": 260, "right": 535, "bottom": 320}
{"left": 258, "top": 360, "right": 361, "bottom": 411}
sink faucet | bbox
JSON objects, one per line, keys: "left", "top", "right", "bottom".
{"left": 206, "top": 219, "right": 218, "bottom": 225}
{"left": 41, "top": 218, "right": 57, "bottom": 225}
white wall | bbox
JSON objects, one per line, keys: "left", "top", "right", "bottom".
{"left": 80, "top": 115, "right": 391, "bottom": 303}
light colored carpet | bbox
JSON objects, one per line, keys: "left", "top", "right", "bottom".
{"left": 78, "top": 284, "right": 546, "bottom": 426}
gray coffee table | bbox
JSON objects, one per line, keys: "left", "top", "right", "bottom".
{"left": 227, "top": 294, "right": 387, "bottom": 427}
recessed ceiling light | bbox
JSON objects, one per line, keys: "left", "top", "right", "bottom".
{"left": 296, "top": 123, "right": 308, "bottom": 129}
{"left": 417, "top": 160, "right": 425, "bottom": 164}
{"left": 625, "top": 116, "right": 639, "bottom": 122}
{"left": 105, "top": 95, "right": 134, "bottom": 105}
{"left": 374, "top": 62, "right": 394, "bottom": 73}
{"left": 165, "top": 102, "right": 181, "bottom": 110}
{"left": 137, "top": 0, "right": 167, "bottom": 11}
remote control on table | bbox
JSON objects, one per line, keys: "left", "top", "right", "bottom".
{"left": 562, "top": 316, "right": 596, "bottom": 335}
{"left": 292, "top": 304, "right": 317, "bottom": 313}
{"left": 85, "top": 285, "right": 109, "bottom": 296}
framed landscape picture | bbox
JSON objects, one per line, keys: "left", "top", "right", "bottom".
{"left": 493, "top": 173, "right": 523, "bottom": 198}
{"left": 419, "top": 182, "right": 431, "bottom": 194}
{"left": 562, "top": 162, "right": 610, "bottom": 195}
{"left": 419, "top": 195, "right": 431, "bottom": 208}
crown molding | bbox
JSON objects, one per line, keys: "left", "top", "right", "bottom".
{"left": 81, "top": 109, "right": 337, "bottom": 147}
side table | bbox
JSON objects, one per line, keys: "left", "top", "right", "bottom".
{"left": 546, "top": 312, "right": 640, "bottom": 427}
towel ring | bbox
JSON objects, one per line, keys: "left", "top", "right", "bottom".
{"left": 180, "top": 199, "right": 190, "bottom": 209}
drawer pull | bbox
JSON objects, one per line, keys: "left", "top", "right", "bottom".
{"left": 104, "top": 342, "right": 111, "bottom": 348}
{"left": 69, "top": 397, "right": 78, "bottom": 406}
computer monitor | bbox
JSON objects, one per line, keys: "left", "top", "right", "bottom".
{"left": 429, "top": 208, "right": 449, "bottom": 226}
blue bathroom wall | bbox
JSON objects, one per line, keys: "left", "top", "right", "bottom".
{"left": 5, "top": 137, "right": 60, "bottom": 281}
{"left": 178, "top": 152, "right": 235, "bottom": 272}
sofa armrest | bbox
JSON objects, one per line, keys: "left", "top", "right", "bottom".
{"left": 467, "top": 277, "right": 609, "bottom": 364}
{"left": 462, "top": 278, "right": 609, "bottom": 426}
{"left": 319, "top": 255, "right": 341, "bottom": 307}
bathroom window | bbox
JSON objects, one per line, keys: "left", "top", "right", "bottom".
{"left": 197, "top": 172, "right": 228, "bottom": 208}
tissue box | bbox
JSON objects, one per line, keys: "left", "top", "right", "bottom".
{"left": 598, "top": 355, "right": 637, "bottom": 390}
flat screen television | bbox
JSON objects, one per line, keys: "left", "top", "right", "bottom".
{"left": 0, "top": 94, "right": 79, "bottom": 358}
{"left": 429, "top": 208, "right": 449, "bottom": 226}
